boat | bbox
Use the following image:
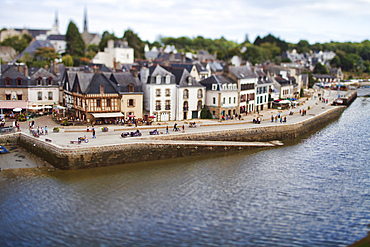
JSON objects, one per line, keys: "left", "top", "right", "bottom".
{"left": 0, "top": 146, "right": 8, "bottom": 154}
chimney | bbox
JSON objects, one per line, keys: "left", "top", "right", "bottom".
{"left": 24, "top": 65, "right": 28, "bottom": 77}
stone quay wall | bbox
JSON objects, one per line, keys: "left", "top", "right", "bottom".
{"left": 14, "top": 106, "right": 345, "bottom": 170}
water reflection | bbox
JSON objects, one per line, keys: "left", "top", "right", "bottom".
{"left": 0, "top": 91, "right": 369, "bottom": 246}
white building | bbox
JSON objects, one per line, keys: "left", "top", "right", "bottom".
{"left": 93, "top": 40, "right": 134, "bottom": 69}
{"left": 140, "top": 65, "right": 177, "bottom": 122}
{"left": 171, "top": 67, "right": 206, "bottom": 120}
{"left": 254, "top": 69, "right": 274, "bottom": 112}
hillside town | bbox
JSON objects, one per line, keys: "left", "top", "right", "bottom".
{"left": 0, "top": 10, "right": 350, "bottom": 125}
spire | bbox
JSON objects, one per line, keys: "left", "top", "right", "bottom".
{"left": 83, "top": 7, "right": 88, "bottom": 32}
{"left": 55, "top": 10, "right": 59, "bottom": 26}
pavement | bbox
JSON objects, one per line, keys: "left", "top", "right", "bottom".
{"left": 6, "top": 88, "right": 348, "bottom": 149}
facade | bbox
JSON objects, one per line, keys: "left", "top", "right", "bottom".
{"left": 109, "top": 72, "right": 143, "bottom": 119}
{"left": 68, "top": 72, "right": 121, "bottom": 122}
{"left": 140, "top": 65, "right": 177, "bottom": 122}
{"left": 254, "top": 69, "right": 274, "bottom": 111}
{"left": 227, "top": 65, "right": 257, "bottom": 114}
{"left": 199, "top": 74, "right": 238, "bottom": 119}
{"left": 273, "top": 76, "right": 295, "bottom": 99}
{"left": 171, "top": 67, "right": 206, "bottom": 120}
{"left": 92, "top": 40, "right": 134, "bottom": 69}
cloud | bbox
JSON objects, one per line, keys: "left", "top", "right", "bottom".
{"left": 0, "top": 0, "right": 369, "bottom": 44}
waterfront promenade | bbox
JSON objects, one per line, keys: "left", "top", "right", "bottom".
{"left": 1, "top": 89, "right": 354, "bottom": 169}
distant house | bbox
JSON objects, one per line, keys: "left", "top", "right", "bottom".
{"left": 170, "top": 62, "right": 209, "bottom": 81}
{"left": 273, "top": 76, "right": 295, "bottom": 99}
{"left": 199, "top": 74, "right": 238, "bottom": 120}
{"left": 254, "top": 69, "right": 274, "bottom": 111}
{"left": 13, "top": 40, "right": 55, "bottom": 62}
{"left": 0, "top": 46, "right": 17, "bottom": 62}
{"left": 92, "top": 40, "right": 134, "bottom": 69}
{"left": 81, "top": 8, "right": 101, "bottom": 46}
{"left": 47, "top": 34, "right": 66, "bottom": 54}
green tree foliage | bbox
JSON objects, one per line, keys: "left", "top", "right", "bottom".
{"left": 86, "top": 44, "right": 99, "bottom": 59}
{"left": 200, "top": 106, "right": 212, "bottom": 119}
{"left": 62, "top": 54, "right": 74, "bottom": 66}
{"left": 19, "top": 52, "right": 33, "bottom": 67}
{"left": 253, "top": 34, "right": 288, "bottom": 52}
{"left": 65, "top": 21, "right": 85, "bottom": 57}
{"left": 98, "top": 31, "right": 117, "bottom": 51}
{"left": 0, "top": 34, "right": 32, "bottom": 53}
{"left": 123, "top": 29, "right": 145, "bottom": 59}
{"left": 313, "top": 63, "right": 329, "bottom": 74}
{"left": 34, "top": 47, "right": 59, "bottom": 62}
{"left": 295, "top": 40, "right": 311, "bottom": 54}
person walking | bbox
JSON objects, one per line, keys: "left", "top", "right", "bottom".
{"left": 45, "top": 126, "right": 48, "bottom": 135}
{"left": 92, "top": 128, "right": 96, "bottom": 139}
{"left": 166, "top": 126, "right": 169, "bottom": 134}
{"left": 182, "top": 125, "right": 185, "bottom": 132}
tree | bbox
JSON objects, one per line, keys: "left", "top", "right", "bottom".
{"left": 296, "top": 40, "right": 310, "bottom": 54}
{"left": 65, "top": 21, "right": 85, "bottom": 57}
{"left": 62, "top": 54, "right": 74, "bottom": 66}
{"left": 200, "top": 106, "right": 212, "bottom": 119}
{"left": 98, "top": 31, "right": 117, "bottom": 51}
{"left": 123, "top": 29, "right": 145, "bottom": 59}
{"left": 33, "top": 47, "right": 59, "bottom": 62}
{"left": 86, "top": 44, "right": 99, "bottom": 59}
{"left": 313, "top": 63, "right": 329, "bottom": 74}
{"left": 19, "top": 52, "right": 33, "bottom": 67}
{"left": 0, "top": 33, "right": 32, "bottom": 53}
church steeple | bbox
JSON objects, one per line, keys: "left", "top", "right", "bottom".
{"left": 50, "top": 10, "right": 59, "bottom": 35}
{"left": 83, "top": 7, "right": 88, "bottom": 32}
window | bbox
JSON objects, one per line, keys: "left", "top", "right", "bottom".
{"left": 213, "top": 97, "right": 216, "bottom": 104}
{"left": 6, "top": 94, "right": 10, "bottom": 100}
{"left": 5, "top": 77, "right": 10, "bottom": 86}
{"left": 17, "top": 78, "right": 22, "bottom": 86}
{"left": 233, "top": 84, "right": 237, "bottom": 90}
{"left": 17, "top": 94, "right": 22, "bottom": 100}
{"left": 129, "top": 84, "right": 134, "bottom": 93}
{"left": 48, "top": 92, "right": 53, "bottom": 100}
{"left": 97, "top": 99, "right": 101, "bottom": 107}
{"left": 197, "top": 100, "right": 202, "bottom": 110}
{"left": 165, "top": 89, "right": 170, "bottom": 97}
{"left": 37, "top": 77, "right": 42, "bottom": 86}
{"left": 223, "top": 98, "right": 225, "bottom": 104}
{"left": 166, "top": 75, "right": 171, "bottom": 84}
{"left": 107, "top": 99, "right": 111, "bottom": 107}
{"left": 183, "top": 101, "right": 188, "bottom": 111}
{"left": 234, "top": 97, "right": 236, "bottom": 104}
{"left": 156, "top": 89, "right": 161, "bottom": 97}
{"left": 257, "top": 97, "right": 260, "bottom": 104}
{"left": 183, "top": 89, "right": 189, "bottom": 99}
{"left": 197, "top": 89, "right": 203, "bottom": 98}
{"left": 229, "top": 97, "right": 231, "bottom": 104}
{"left": 228, "top": 84, "right": 232, "bottom": 90}
{"left": 47, "top": 77, "right": 53, "bottom": 85}
{"left": 165, "top": 100, "right": 171, "bottom": 110}
{"left": 128, "top": 99, "right": 135, "bottom": 107}
{"left": 260, "top": 96, "right": 263, "bottom": 104}
{"left": 222, "top": 84, "right": 226, "bottom": 90}
{"left": 100, "top": 85, "right": 105, "bottom": 94}
{"left": 155, "top": 100, "right": 161, "bottom": 110}
{"left": 156, "top": 75, "right": 161, "bottom": 84}
{"left": 188, "top": 76, "right": 192, "bottom": 85}
{"left": 212, "top": 84, "right": 217, "bottom": 90}
{"left": 37, "top": 92, "right": 42, "bottom": 100}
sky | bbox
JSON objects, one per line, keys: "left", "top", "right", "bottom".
{"left": 1, "top": 0, "right": 369, "bottom": 45}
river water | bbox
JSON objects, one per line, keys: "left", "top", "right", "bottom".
{"left": 0, "top": 88, "right": 369, "bottom": 247}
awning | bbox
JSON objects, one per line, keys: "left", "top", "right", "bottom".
{"left": 92, "top": 112, "right": 124, "bottom": 118}
{"left": 54, "top": 105, "right": 66, "bottom": 110}
{"left": 28, "top": 106, "right": 43, "bottom": 110}
{"left": 0, "top": 101, "right": 27, "bottom": 109}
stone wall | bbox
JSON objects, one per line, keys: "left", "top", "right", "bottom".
{"left": 14, "top": 106, "right": 345, "bottom": 170}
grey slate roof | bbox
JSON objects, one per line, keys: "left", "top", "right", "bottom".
{"left": 47, "top": 35, "right": 65, "bottom": 41}
{"left": 229, "top": 65, "right": 256, "bottom": 79}
{"left": 199, "top": 74, "right": 236, "bottom": 91}
{"left": 147, "top": 65, "right": 176, "bottom": 84}
{"left": 109, "top": 72, "right": 142, "bottom": 93}
{"left": 0, "top": 66, "right": 27, "bottom": 79}
{"left": 13, "top": 40, "right": 54, "bottom": 62}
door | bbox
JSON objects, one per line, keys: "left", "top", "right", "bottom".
{"left": 161, "top": 112, "right": 169, "bottom": 122}
{"left": 192, "top": 111, "right": 198, "bottom": 119}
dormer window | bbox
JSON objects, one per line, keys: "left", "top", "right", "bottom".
{"left": 5, "top": 77, "right": 10, "bottom": 86}
{"left": 129, "top": 84, "right": 134, "bottom": 93}
{"left": 212, "top": 84, "right": 217, "bottom": 90}
{"left": 222, "top": 84, "right": 226, "bottom": 90}
{"left": 188, "top": 77, "right": 192, "bottom": 85}
{"left": 16, "top": 78, "right": 22, "bottom": 86}
{"left": 100, "top": 85, "right": 105, "bottom": 94}
{"left": 233, "top": 84, "right": 237, "bottom": 90}
{"left": 156, "top": 75, "right": 161, "bottom": 84}
{"left": 47, "top": 77, "right": 53, "bottom": 85}
{"left": 165, "top": 75, "right": 171, "bottom": 84}
{"left": 228, "top": 84, "right": 232, "bottom": 90}
{"left": 37, "top": 77, "right": 42, "bottom": 86}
